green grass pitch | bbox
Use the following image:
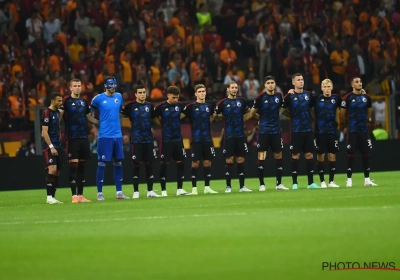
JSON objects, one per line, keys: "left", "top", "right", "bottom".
{"left": 0, "top": 171, "right": 399, "bottom": 280}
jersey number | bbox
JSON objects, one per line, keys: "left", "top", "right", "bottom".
{"left": 367, "top": 139, "right": 372, "bottom": 148}
{"left": 182, "top": 148, "right": 187, "bottom": 157}
{"left": 334, "top": 140, "right": 338, "bottom": 148}
{"left": 244, "top": 143, "right": 248, "bottom": 152}
{"left": 153, "top": 149, "right": 157, "bottom": 159}
{"left": 280, "top": 138, "right": 284, "bottom": 149}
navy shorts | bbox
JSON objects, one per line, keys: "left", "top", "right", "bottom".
{"left": 97, "top": 138, "right": 124, "bottom": 161}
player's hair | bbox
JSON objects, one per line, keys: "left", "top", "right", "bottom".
{"left": 135, "top": 84, "right": 146, "bottom": 92}
{"left": 105, "top": 76, "right": 116, "bottom": 82}
{"left": 227, "top": 81, "right": 237, "bottom": 88}
{"left": 321, "top": 79, "right": 333, "bottom": 87}
{"left": 350, "top": 77, "right": 361, "bottom": 84}
{"left": 194, "top": 84, "right": 206, "bottom": 93}
{"left": 70, "top": 78, "right": 81, "bottom": 84}
{"left": 292, "top": 73, "right": 303, "bottom": 80}
{"left": 50, "top": 92, "right": 62, "bottom": 100}
{"left": 264, "top": 75, "right": 275, "bottom": 83}
{"left": 167, "top": 85, "right": 180, "bottom": 95}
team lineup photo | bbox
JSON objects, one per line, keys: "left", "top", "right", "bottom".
{"left": 1, "top": 0, "right": 399, "bottom": 278}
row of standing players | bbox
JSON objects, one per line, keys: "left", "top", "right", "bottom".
{"left": 41, "top": 74, "right": 378, "bottom": 204}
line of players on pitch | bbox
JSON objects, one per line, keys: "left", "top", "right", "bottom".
{"left": 41, "top": 73, "right": 377, "bottom": 204}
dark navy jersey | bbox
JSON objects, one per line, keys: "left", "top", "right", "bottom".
{"left": 283, "top": 91, "right": 314, "bottom": 133}
{"left": 121, "top": 101, "right": 155, "bottom": 144}
{"left": 253, "top": 92, "right": 283, "bottom": 134}
{"left": 41, "top": 108, "right": 61, "bottom": 150}
{"left": 182, "top": 102, "right": 213, "bottom": 143}
{"left": 61, "top": 96, "right": 90, "bottom": 139}
{"left": 154, "top": 101, "right": 183, "bottom": 142}
{"left": 214, "top": 98, "right": 249, "bottom": 139}
{"left": 341, "top": 93, "right": 372, "bottom": 133}
{"left": 313, "top": 94, "right": 341, "bottom": 134}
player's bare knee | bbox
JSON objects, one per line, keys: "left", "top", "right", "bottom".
{"left": 203, "top": 160, "right": 211, "bottom": 168}
{"left": 236, "top": 157, "right": 245, "bottom": 164}
{"left": 273, "top": 152, "right": 282, "bottom": 159}
{"left": 317, "top": 154, "right": 325, "bottom": 161}
{"left": 327, "top": 153, "right": 335, "bottom": 161}
{"left": 226, "top": 157, "right": 234, "bottom": 164}
{"left": 291, "top": 153, "right": 300, "bottom": 160}
{"left": 305, "top": 153, "right": 313, "bottom": 160}
{"left": 258, "top": 151, "right": 266, "bottom": 160}
{"left": 69, "top": 159, "right": 79, "bottom": 163}
{"left": 192, "top": 161, "right": 200, "bottom": 168}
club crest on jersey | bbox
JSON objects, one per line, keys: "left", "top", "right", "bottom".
{"left": 305, "top": 96, "right": 309, "bottom": 100}
{"left": 275, "top": 98, "right": 279, "bottom": 103}
{"left": 145, "top": 106, "right": 149, "bottom": 112}
{"left": 44, "top": 118, "right": 49, "bottom": 122}
{"left": 175, "top": 106, "right": 179, "bottom": 111}
{"left": 331, "top": 99, "right": 335, "bottom": 104}
{"left": 114, "top": 98, "right": 119, "bottom": 104}
{"left": 206, "top": 107, "right": 209, "bottom": 112}
{"left": 362, "top": 97, "right": 367, "bottom": 102}
{"left": 237, "top": 102, "right": 241, "bottom": 107}
{"left": 81, "top": 101, "right": 84, "bottom": 106}
{"left": 341, "top": 101, "right": 346, "bottom": 107}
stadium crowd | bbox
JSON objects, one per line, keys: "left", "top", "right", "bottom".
{"left": 0, "top": 0, "right": 399, "bottom": 136}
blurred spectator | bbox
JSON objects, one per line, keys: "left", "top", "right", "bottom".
{"left": 372, "top": 98, "right": 387, "bottom": 128}
{"left": 242, "top": 72, "right": 260, "bottom": 100}
{"left": 0, "top": 0, "right": 397, "bottom": 141}
{"left": 16, "top": 139, "right": 35, "bottom": 157}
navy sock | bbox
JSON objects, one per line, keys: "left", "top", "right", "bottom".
{"left": 191, "top": 167, "right": 198, "bottom": 188}
{"left": 177, "top": 162, "right": 184, "bottom": 189}
{"left": 225, "top": 163, "right": 233, "bottom": 187}
{"left": 306, "top": 159, "right": 315, "bottom": 185}
{"left": 52, "top": 175, "right": 59, "bottom": 197}
{"left": 317, "top": 160, "right": 325, "bottom": 182}
{"left": 132, "top": 163, "right": 141, "bottom": 192}
{"left": 275, "top": 159, "right": 283, "bottom": 186}
{"left": 291, "top": 159, "right": 299, "bottom": 184}
{"left": 96, "top": 162, "right": 106, "bottom": 193}
{"left": 328, "top": 161, "right": 336, "bottom": 182}
{"left": 362, "top": 154, "right": 370, "bottom": 178}
{"left": 145, "top": 164, "right": 154, "bottom": 192}
{"left": 204, "top": 166, "right": 211, "bottom": 186}
{"left": 237, "top": 163, "right": 245, "bottom": 188}
{"left": 347, "top": 154, "right": 354, "bottom": 178}
{"left": 46, "top": 174, "right": 57, "bottom": 197}
{"left": 257, "top": 160, "right": 265, "bottom": 185}
{"left": 69, "top": 162, "right": 78, "bottom": 196}
{"left": 160, "top": 163, "right": 168, "bottom": 191}
{"left": 77, "top": 162, "right": 86, "bottom": 195}
{"left": 113, "top": 161, "right": 123, "bottom": 192}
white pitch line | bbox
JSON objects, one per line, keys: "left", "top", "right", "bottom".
{"left": 0, "top": 206, "right": 397, "bottom": 226}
